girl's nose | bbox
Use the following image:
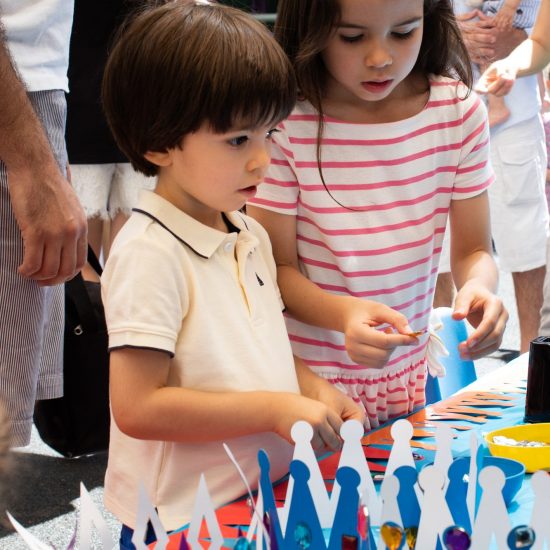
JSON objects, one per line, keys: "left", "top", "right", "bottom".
{"left": 365, "top": 42, "right": 392, "bottom": 69}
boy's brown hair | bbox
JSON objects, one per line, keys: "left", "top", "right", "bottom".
{"left": 102, "top": 0, "right": 297, "bottom": 176}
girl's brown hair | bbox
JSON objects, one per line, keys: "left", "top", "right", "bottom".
{"left": 103, "top": 1, "right": 297, "bottom": 176}
{"left": 275, "top": 0, "right": 472, "bottom": 117}
{"left": 274, "top": 0, "right": 472, "bottom": 207}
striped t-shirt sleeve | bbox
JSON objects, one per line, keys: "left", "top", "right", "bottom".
{"left": 251, "top": 122, "right": 300, "bottom": 214}
{"left": 452, "top": 90, "right": 494, "bottom": 198}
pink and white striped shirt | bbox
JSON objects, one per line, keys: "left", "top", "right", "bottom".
{"left": 249, "top": 76, "right": 493, "bottom": 429}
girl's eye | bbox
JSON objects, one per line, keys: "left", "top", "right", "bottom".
{"left": 266, "top": 128, "right": 280, "bottom": 139}
{"left": 340, "top": 34, "right": 363, "bottom": 43}
{"left": 392, "top": 29, "right": 415, "bottom": 40}
{"left": 228, "top": 135, "right": 249, "bottom": 147}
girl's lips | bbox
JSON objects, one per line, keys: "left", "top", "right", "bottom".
{"left": 361, "top": 80, "right": 393, "bottom": 93}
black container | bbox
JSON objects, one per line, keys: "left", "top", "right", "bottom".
{"left": 524, "top": 336, "right": 550, "bottom": 423}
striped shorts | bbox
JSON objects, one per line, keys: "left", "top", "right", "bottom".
{"left": 0, "top": 90, "right": 67, "bottom": 447}
{"left": 482, "top": 0, "right": 539, "bottom": 28}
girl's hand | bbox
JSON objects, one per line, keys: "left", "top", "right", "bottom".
{"left": 451, "top": 281, "right": 508, "bottom": 360}
{"left": 476, "top": 60, "right": 518, "bottom": 96}
{"left": 342, "top": 299, "right": 419, "bottom": 368}
{"left": 272, "top": 393, "right": 344, "bottom": 452}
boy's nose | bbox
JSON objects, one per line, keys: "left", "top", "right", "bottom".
{"left": 247, "top": 146, "right": 270, "bottom": 173}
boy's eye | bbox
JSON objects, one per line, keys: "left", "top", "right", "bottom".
{"left": 340, "top": 34, "right": 363, "bottom": 43}
{"left": 266, "top": 128, "right": 280, "bottom": 139}
{"left": 228, "top": 135, "right": 249, "bottom": 147}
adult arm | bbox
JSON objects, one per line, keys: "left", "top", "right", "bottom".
{"left": 456, "top": 9, "right": 527, "bottom": 64}
{"left": 246, "top": 206, "right": 418, "bottom": 369}
{"left": 476, "top": 0, "right": 550, "bottom": 95}
{"left": 0, "top": 28, "right": 86, "bottom": 285}
{"left": 449, "top": 192, "right": 508, "bottom": 359}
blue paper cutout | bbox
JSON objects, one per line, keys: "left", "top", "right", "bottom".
{"left": 474, "top": 445, "right": 484, "bottom": 516}
{"left": 258, "top": 449, "right": 284, "bottom": 549}
{"left": 284, "top": 460, "right": 327, "bottom": 549}
{"left": 266, "top": 512, "right": 280, "bottom": 550}
{"left": 393, "top": 465, "right": 421, "bottom": 529}
{"left": 445, "top": 459, "right": 472, "bottom": 534}
{"left": 328, "top": 467, "right": 360, "bottom": 550}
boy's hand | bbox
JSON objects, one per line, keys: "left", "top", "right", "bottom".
{"left": 452, "top": 280, "right": 508, "bottom": 360}
{"left": 312, "top": 379, "right": 365, "bottom": 425}
{"left": 342, "top": 298, "right": 419, "bottom": 367}
{"left": 272, "top": 394, "right": 344, "bottom": 452}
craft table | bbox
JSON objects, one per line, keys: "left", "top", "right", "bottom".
{"left": 164, "top": 353, "right": 538, "bottom": 548}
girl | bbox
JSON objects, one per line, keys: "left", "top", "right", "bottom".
{"left": 248, "top": 0, "right": 508, "bottom": 429}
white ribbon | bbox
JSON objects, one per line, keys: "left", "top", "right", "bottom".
{"left": 426, "top": 309, "right": 450, "bottom": 378}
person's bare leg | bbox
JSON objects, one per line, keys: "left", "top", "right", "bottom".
{"left": 434, "top": 272, "right": 455, "bottom": 308}
{"left": 513, "top": 266, "right": 546, "bottom": 353}
{"left": 102, "top": 211, "right": 130, "bottom": 261}
{"left": 109, "top": 211, "right": 129, "bottom": 247}
{"left": 81, "top": 216, "right": 103, "bottom": 282}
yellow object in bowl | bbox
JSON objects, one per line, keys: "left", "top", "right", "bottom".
{"left": 485, "top": 424, "right": 550, "bottom": 473}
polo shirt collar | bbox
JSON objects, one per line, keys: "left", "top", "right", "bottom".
{"left": 133, "top": 190, "right": 252, "bottom": 259}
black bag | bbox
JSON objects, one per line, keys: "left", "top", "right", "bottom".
{"left": 34, "top": 248, "right": 110, "bottom": 458}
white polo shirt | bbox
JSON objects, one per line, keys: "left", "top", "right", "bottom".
{"left": 102, "top": 191, "right": 300, "bottom": 530}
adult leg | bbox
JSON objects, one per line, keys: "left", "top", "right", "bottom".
{"left": 489, "top": 116, "right": 549, "bottom": 353}
{"left": 0, "top": 91, "right": 66, "bottom": 446}
{"left": 434, "top": 273, "right": 455, "bottom": 308}
{"left": 107, "top": 163, "right": 157, "bottom": 255}
{"left": 70, "top": 163, "right": 113, "bottom": 280}
{"left": 538, "top": 237, "right": 550, "bottom": 335}
{"left": 513, "top": 266, "right": 546, "bottom": 352}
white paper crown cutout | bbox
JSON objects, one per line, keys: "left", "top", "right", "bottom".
{"left": 7, "top": 419, "right": 550, "bottom": 549}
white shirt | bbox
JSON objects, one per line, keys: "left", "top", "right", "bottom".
{"left": 102, "top": 191, "right": 300, "bottom": 529}
{"left": 1, "top": 0, "right": 74, "bottom": 91}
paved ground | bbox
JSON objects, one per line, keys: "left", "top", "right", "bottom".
{"left": 0, "top": 260, "right": 522, "bottom": 549}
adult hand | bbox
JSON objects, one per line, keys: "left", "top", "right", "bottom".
{"left": 8, "top": 163, "right": 87, "bottom": 286}
{"left": 456, "top": 10, "right": 497, "bottom": 64}
{"left": 452, "top": 280, "right": 508, "bottom": 360}
{"left": 456, "top": 11, "right": 527, "bottom": 64}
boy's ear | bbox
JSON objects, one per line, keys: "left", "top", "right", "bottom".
{"left": 144, "top": 150, "right": 172, "bottom": 167}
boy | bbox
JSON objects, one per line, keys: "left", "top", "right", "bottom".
{"left": 101, "top": 1, "right": 363, "bottom": 546}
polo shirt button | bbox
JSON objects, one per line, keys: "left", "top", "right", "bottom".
{"left": 224, "top": 242, "right": 233, "bottom": 252}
